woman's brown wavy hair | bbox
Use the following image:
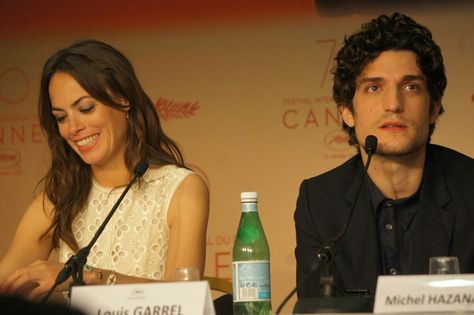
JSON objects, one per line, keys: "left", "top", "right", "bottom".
{"left": 39, "top": 40, "right": 185, "bottom": 251}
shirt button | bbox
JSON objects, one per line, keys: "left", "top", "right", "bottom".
{"left": 389, "top": 268, "right": 398, "bottom": 275}
{"left": 385, "top": 223, "right": 393, "bottom": 230}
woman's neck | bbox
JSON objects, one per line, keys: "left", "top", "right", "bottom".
{"left": 92, "top": 163, "right": 132, "bottom": 188}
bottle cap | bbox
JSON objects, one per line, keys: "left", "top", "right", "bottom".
{"left": 241, "top": 191, "right": 258, "bottom": 202}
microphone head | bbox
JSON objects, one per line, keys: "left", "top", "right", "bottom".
{"left": 133, "top": 160, "right": 149, "bottom": 177}
{"left": 364, "top": 135, "right": 378, "bottom": 156}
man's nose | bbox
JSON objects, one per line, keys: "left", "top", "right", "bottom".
{"left": 383, "top": 86, "right": 404, "bottom": 113}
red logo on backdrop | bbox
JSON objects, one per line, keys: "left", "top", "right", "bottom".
{"left": 471, "top": 94, "right": 474, "bottom": 102}
{"left": 324, "top": 130, "right": 350, "bottom": 151}
{"left": 281, "top": 96, "right": 339, "bottom": 130}
{"left": 0, "top": 68, "right": 29, "bottom": 105}
{"left": 0, "top": 148, "right": 21, "bottom": 169}
{"left": 155, "top": 97, "right": 199, "bottom": 121}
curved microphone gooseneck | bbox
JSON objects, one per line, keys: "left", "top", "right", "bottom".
{"left": 275, "top": 135, "right": 378, "bottom": 314}
{"left": 41, "top": 160, "right": 149, "bottom": 304}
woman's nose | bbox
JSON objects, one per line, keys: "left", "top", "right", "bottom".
{"left": 67, "top": 115, "right": 85, "bottom": 135}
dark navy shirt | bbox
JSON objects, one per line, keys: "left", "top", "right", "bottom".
{"left": 367, "top": 177, "right": 420, "bottom": 275}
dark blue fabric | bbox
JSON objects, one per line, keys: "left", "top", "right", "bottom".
{"left": 295, "top": 144, "right": 474, "bottom": 298}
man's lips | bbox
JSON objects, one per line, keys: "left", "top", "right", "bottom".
{"left": 380, "top": 121, "right": 407, "bottom": 129}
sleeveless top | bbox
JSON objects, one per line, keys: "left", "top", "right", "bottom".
{"left": 58, "top": 165, "right": 193, "bottom": 280}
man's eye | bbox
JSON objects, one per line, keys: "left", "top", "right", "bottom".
{"left": 367, "top": 85, "right": 379, "bottom": 92}
{"left": 405, "top": 84, "right": 418, "bottom": 91}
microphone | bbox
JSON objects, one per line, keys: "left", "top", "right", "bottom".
{"left": 133, "top": 159, "right": 149, "bottom": 177}
{"left": 327, "top": 134, "right": 377, "bottom": 248}
{"left": 41, "top": 160, "right": 149, "bottom": 304}
{"left": 276, "top": 135, "right": 377, "bottom": 314}
{"left": 364, "top": 135, "right": 377, "bottom": 156}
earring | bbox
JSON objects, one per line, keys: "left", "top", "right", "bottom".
{"left": 126, "top": 112, "right": 130, "bottom": 119}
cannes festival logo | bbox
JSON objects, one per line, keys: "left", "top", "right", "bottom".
{"left": 0, "top": 68, "right": 29, "bottom": 105}
{"left": 324, "top": 130, "right": 350, "bottom": 151}
{"left": 155, "top": 97, "right": 199, "bottom": 121}
{"left": 0, "top": 148, "right": 21, "bottom": 169}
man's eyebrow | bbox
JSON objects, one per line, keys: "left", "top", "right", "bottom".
{"left": 51, "top": 96, "right": 92, "bottom": 111}
{"left": 356, "top": 77, "right": 383, "bottom": 87}
{"left": 402, "top": 74, "right": 425, "bottom": 82}
{"left": 356, "top": 74, "right": 425, "bottom": 87}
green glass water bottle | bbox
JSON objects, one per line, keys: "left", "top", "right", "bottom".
{"left": 232, "top": 192, "right": 272, "bottom": 315}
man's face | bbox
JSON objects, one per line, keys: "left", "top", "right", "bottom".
{"left": 341, "top": 50, "right": 440, "bottom": 157}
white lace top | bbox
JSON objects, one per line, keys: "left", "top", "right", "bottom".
{"left": 58, "top": 165, "right": 193, "bottom": 280}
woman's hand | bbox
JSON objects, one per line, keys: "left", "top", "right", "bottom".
{"left": 0, "top": 260, "right": 65, "bottom": 300}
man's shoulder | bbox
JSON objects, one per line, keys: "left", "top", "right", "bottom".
{"left": 303, "top": 154, "right": 361, "bottom": 189}
{"left": 426, "top": 144, "right": 474, "bottom": 187}
{"left": 428, "top": 144, "right": 474, "bottom": 167}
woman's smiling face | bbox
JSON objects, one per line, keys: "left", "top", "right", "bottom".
{"left": 49, "top": 71, "right": 129, "bottom": 169}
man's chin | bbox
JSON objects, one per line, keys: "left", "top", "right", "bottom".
{"left": 376, "top": 142, "right": 426, "bottom": 158}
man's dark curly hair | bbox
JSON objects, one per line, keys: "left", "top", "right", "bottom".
{"left": 332, "top": 12, "right": 446, "bottom": 145}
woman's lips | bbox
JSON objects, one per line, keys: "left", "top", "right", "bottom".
{"left": 74, "top": 133, "right": 99, "bottom": 152}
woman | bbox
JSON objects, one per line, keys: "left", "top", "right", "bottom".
{"left": 0, "top": 40, "right": 209, "bottom": 300}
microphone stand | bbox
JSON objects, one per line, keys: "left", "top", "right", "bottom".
{"left": 275, "top": 245, "right": 333, "bottom": 314}
{"left": 41, "top": 160, "right": 149, "bottom": 304}
{"left": 275, "top": 136, "right": 377, "bottom": 314}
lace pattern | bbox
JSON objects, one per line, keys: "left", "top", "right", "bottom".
{"left": 58, "top": 165, "right": 193, "bottom": 280}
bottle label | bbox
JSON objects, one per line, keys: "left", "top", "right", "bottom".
{"left": 232, "top": 261, "right": 271, "bottom": 302}
{"left": 241, "top": 203, "right": 257, "bottom": 212}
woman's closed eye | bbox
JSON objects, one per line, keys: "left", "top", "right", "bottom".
{"left": 79, "top": 104, "right": 95, "bottom": 113}
{"left": 53, "top": 114, "right": 67, "bottom": 123}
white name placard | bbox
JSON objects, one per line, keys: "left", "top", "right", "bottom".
{"left": 70, "top": 281, "right": 215, "bottom": 315}
{"left": 374, "top": 274, "right": 474, "bottom": 313}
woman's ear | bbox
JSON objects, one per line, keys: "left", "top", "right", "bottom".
{"left": 118, "top": 98, "right": 131, "bottom": 113}
{"left": 340, "top": 105, "right": 355, "bottom": 127}
{"left": 116, "top": 98, "right": 130, "bottom": 117}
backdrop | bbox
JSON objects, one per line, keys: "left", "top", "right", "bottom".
{"left": 1, "top": 0, "right": 473, "bottom": 312}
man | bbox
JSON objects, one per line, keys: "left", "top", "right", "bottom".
{"left": 294, "top": 12, "right": 474, "bottom": 298}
